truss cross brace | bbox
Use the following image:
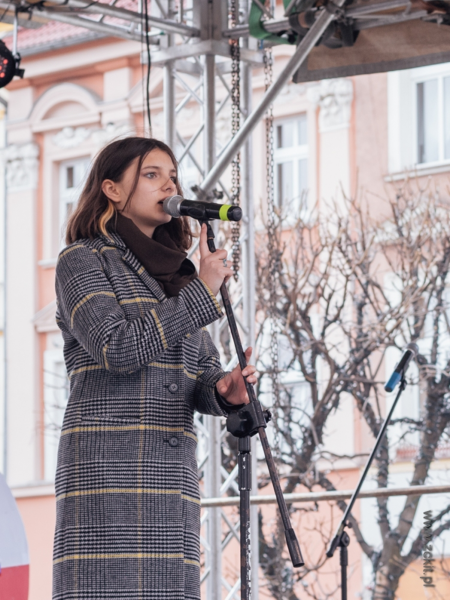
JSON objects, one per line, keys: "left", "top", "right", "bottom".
{"left": 198, "top": 0, "right": 347, "bottom": 197}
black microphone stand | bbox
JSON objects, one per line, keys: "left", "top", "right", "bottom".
{"left": 326, "top": 374, "right": 408, "bottom": 600}
{"left": 201, "top": 220, "right": 304, "bottom": 600}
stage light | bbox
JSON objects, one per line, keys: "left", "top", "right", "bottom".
{"left": 0, "top": 40, "right": 24, "bottom": 88}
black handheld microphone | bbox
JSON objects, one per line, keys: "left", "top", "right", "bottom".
{"left": 384, "top": 343, "right": 419, "bottom": 393}
{"left": 163, "top": 195, "right": 242, "bottom": 222}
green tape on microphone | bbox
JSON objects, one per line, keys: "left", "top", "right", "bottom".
{"left": 219, "top": 204, "right": 232, "bottom": 221}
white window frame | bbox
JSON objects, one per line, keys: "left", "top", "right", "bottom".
{"left": 387, "top": 62, "right": 450, "bottom": 177}
{"left": 273, "top": 114, "right": 309, "bottom": 218}
{"left": 58, "top": 157, "right": 90, "bottom": 250}
{"left": 411, "top": 64, "right": 450, "bottom": 167}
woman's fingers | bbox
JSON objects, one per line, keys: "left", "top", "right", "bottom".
{"left": 199, "top": 223, "right": 209, "bottom": 258}
{"left": 198, "top": 230, "right": 233, "bottom": 295}
{"left": 214, "top": 248, "right": 228, "bottom": 260}
{"left": 242, "top": 347, "right": 257, "bottom": 382}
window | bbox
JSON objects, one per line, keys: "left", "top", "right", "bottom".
{"left": 416, "top": 75, "right": 450, "bottom": 164}
{"left": 59, "top": 158, "right": 90, "bottom": 248}
{"left": 274, "top": 115, "right": 308, "bottom": 213}
{"left": 43, "top": 346, "right": 69, "bottom": 481}
{"left": 387, "top": 63, "right": 450, "bottom": 174}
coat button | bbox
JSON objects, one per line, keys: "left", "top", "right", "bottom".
{"left": 168, "top": 383, "right": 178, "bottom": 393}
{"left": 169, "top": 436, "right": 179, "bottom": 447}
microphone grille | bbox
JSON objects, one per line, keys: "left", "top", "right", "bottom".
{"left": 407, "top": 342, "right": 419, "bottom": 355}
{"left": 163, "top": 195, "right": 183, "bottom": 218}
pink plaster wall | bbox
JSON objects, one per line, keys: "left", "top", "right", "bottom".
{"left": 353, "top": 73, "right": 390, "bottom": 211}
{"left": 16, "top": 495, "right": 56, "bottom": 600}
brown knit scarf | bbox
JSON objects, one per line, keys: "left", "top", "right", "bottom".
{"left": 113, "top": 213, "right": 197, "bottom": 297}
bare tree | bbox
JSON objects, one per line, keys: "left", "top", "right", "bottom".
{"left": 255, "top": 185, "right": 450, "bottom": 599}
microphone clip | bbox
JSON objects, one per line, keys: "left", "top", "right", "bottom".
{"left": 199, "top": 219, "right": 216, "bottom": 254}
{"left": 226, "top": 402, "right": 271, "bottom": 438}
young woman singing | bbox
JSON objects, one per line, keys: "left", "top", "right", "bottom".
{"left": 53, "top": 137, "right": 256, "bottom": 600}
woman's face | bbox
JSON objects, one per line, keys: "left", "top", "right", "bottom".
{"left": 102, "top": 148, "right": 178, "bottom": 237}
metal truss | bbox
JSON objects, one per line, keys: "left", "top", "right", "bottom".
{"left": 222, "top": 0, "right": 429, "bottom": 37}
{"left": 0, "top": 0, "right": 443, "bottom": 51}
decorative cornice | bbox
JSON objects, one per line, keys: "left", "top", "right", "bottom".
{"left": 51, "top": 121, "right": 134, "bottom": 151}
{"left": 52, "top": 126, "right": 91, "bottom": 149}
{"left": 4, "top": 143, "right": 40, "bottom": 192}
{"left": 276, "top": 81, "right": 307, "bottom": 105}
{"left": 308, "top": 78, "right": 353, "bottom": 132}
{"left": 91, "top": 121, "right": 135, "bottom": 148}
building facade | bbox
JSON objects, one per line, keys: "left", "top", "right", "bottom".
{"left": 1, "top": 12, "right": 450, "bottom": 600}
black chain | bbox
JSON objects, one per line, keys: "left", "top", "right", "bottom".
{"left": 230, "top": 0, "right": 241, "bottom": 281}
{"left": 264, "top": 46, "right": 281, "bottom": 453}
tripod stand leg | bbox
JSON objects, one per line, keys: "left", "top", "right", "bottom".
{"left": 239, "top": 436, "right": 251, "bottom": 599}
{"left": 339, "top": 531, "right": 350, "bottom": 600}
{"left": 340, "top": 545, "right": 347, "bottom": 600}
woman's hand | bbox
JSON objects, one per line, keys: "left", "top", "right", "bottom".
{"left": 198, "top": 223, "right": 233, "bottom": 296}
{"left": 216, "top": 347, "right": 257, "bottom": 406}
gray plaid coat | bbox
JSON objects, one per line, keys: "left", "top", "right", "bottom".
{"left": 53, "top": 232, "right": 227, "bottom": 600}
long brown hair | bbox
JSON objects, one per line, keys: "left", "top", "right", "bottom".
{"left": 66, "top": 137, "right": 193, "bottom": 250}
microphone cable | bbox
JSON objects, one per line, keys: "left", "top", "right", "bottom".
{"left": 141, "top": 0, "right": 152, "bottom": 136}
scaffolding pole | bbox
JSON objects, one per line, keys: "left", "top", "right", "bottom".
{"left": 164, "top": 61, "right": 176, "bottom": 148}
{"left": 240, "top": 14, "right": 259, "bottom": 598}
